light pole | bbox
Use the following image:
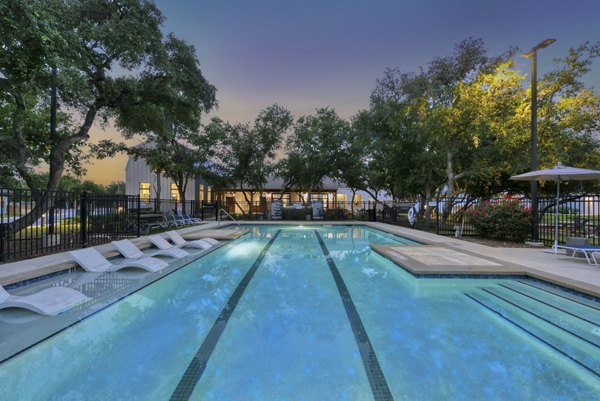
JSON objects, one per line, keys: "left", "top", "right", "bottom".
{"left": 523, "top": 38, "right": 555, "bottom": 242}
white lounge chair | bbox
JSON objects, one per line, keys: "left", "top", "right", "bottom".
{"left": 0, "top": 285, "right": 88, "bottom": 316}
{"left": 112, "top": 239, "right": 189, "bottom": 259}
{"left": 149, "top": 233, "right": 211, "bottom": 251}
{"left": 165, "top": 231, "right": 217, "bottom": 249}
{"left": 199, "top": 237, "right": 219, "bottom": 246}
{"left": 69, "top": 248, "right": 168, "bottom": 273}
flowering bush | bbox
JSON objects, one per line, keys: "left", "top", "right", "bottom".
{"left": 466, "top": 199, "right": 532, "bottom": 242}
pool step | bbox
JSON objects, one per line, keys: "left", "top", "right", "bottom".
{"left": 515, "top": 279, "right": 600, "bottom": 312}
{"left": 485, "top": 285, "right": 600, "bottom": 347}
{"left": 466, "top": 289, "right": 600, "bottom": 377}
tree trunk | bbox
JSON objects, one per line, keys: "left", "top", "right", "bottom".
{"left": 424, "top": 186, "right": 433, "bottom": 224}
{"left": 6, "top": 102, "right": 97, "bottom": 236}
{"left": 446, "top": 149, "right": 455, "bottom": 197}
{"left": 241, "top": 186, "right": 254, "bottom": 217}
{"left": 154, "top": 171, "right": 162, "bottom": 212}
{"left": 177, "top": 174, "right": 189, "bottom": 214}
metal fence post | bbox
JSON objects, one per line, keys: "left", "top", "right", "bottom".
{"left": 435, "top": 197, "right": 440, "bottom": 234}
{"left": 80, "top": 191, "right": 88, "bottom": 247}
{"left": 0, "top": 221, "right": 5, "bottom": 263}
{"left": 137, "top": 195, "right": 141, "bottom": 238}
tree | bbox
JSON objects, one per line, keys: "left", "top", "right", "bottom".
{"left": 425, "top": 38, "right": 507, "bottom": 197}
{"left": 116, "top": 33, "right": 217, "bottom": 213}
{"left": 368, "top": 38, "right": 600, "bottom": 208}
{"left": 1, "top": 0, "right": 167, "bottom": 233}
{"left": 105, "top": 181, "right": 126, "bottom": 195}
{"left": 367, "top": 69, "right": 445, "bottom": 211}
{"left": 536, "top": 42, "right": 600, "bottom": 173}
{"left": 214, "top": 104, "right": 293, "bottom": 215}
{"left": 277, "top": 108, "right": 350, "bottom": 203}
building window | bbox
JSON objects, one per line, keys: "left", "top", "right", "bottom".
{"left": 139, "top": 182, "right": 151, "bottom": 202}
{"left": 170, "top": 183, "right": 179, "bottom": 201}
{"left": 199, "top": 184, "right": 205, "bottom": 203}
{"left": 207, "top": 186, "right": 212, "bottom": 202}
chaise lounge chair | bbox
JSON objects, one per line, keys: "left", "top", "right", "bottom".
{"left": 165, "top": 231, "right": 218, "bottom": 249}
{"left": 554, "top": 244, "right": 600, "bottom": 265}
{"left": 69, "top": 248, "right": 168, "bottom": 273}
{"left": 182, "top": 212, "right": 202, "bottom": 224}
{"left": 149, "top": 233, "right": 211, "bottom": 252}
{"left": 112, "top": 239, "right": 189, "bottom": 259}
{"left": 0, "top": 285, "right": 88, "bottom": 316}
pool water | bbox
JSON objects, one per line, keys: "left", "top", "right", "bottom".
{"left": 0, "top": 225, "right": 599, "bottom": 400}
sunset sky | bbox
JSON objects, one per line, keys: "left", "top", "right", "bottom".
{"left": 84, "top": 0, "right": 600, "bottom": 184}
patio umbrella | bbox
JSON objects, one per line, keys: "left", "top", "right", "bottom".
{"left": 510, "top": 162, "right": 600, "bottom": 252}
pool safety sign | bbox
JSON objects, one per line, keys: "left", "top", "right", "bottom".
{"left": 271, "top": 200, "right": 283, "bottom": 219}
{"left": 312, "top": 201, "right": 324, "bottom": 219}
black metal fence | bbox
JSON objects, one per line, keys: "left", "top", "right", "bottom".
{"left": 4, "top": 187, "right": 599, "bottom": 263}
{"left": 432, "top": 194, "right": 600, "bottom": 246}
{"left": 0, "top": 188, "right": 139, "bottom": 263}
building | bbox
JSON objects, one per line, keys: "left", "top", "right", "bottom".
{"left": 125, "top": 155, "right": 391, "bottom": 214}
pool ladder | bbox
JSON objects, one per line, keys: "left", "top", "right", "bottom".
{"left": 218, "top": 208, "right": 241, "bottom": 228}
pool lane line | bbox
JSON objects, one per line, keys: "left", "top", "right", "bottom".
{"left": 169, "top": 230, "right": 282, "bottom": 401}
{"left": 314, "top": 231, "right": 395, "bottom": 401}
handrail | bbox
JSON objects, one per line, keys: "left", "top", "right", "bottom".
{"left": 218, "top": 208, "right": 241, "bottom": 228}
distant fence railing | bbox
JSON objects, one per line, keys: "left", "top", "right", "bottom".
{"left": 433, "top": 194, "right": 600, "bottom": 246}
{"left": 138, "top": 198, "right": 220, "bottom": 221}
{"left": 0, "top": 188, "right": 139, "bottom": 263}
{"left": 4, "top": 188, "right": 598, "bottom": 263}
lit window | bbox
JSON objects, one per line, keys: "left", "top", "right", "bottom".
{"left": 207, "top": 186, "right": 212, "bottom": 202}
{"left": 199, "top": 184, "right": 205, "bottom": 202}
{"left": 170, "top": 183, "right": 179, "bottom": 201}
{"left": 139, "top": 182, "right": 151, "bottom": 202}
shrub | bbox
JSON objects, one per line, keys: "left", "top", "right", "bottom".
{"left": 466, "top": 199, "right": 532, "bottom": 242}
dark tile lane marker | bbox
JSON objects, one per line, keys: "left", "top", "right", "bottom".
{"left": 169, "top": 230, "right": 281, "bottom": 401}
{"left": 314, "top": 230, "right": 395, "bottom": 401}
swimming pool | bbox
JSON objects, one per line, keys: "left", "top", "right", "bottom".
{"left": 0, "top": 224, "right": 599, "bottom": 400}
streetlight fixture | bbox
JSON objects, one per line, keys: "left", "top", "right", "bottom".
{"left": 523, "top": 38, "right": 556, "bottom": 242}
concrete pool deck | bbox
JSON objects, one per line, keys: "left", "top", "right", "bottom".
{"left": 1, "top": 220, "right": 599, "bottom": 298}
{"left": 366, "top": 222, "right": 600, "bottom": 298}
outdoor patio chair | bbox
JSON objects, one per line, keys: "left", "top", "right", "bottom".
{"left": 112, "top": 239, "right": 189, "bottom": 259}
{"left": 165, "top": 213, "right": 184, "bottom": 228}
{"left": 165, "top": 231, "right": 216, "bottom": 250}
{"left": 554, "top": 244, "right": 600, "bottom": 265}
{"left": 69, "top": 248, "right": 169, "bottom": 273}
{"left": 0, "top": 284, "right": 88, "bottom": 316}
{"left": 182, "top": 212, "right": 202, "bottom": 224}
{"left": 176, "top": 213, "right": 194, "bottom": 225}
